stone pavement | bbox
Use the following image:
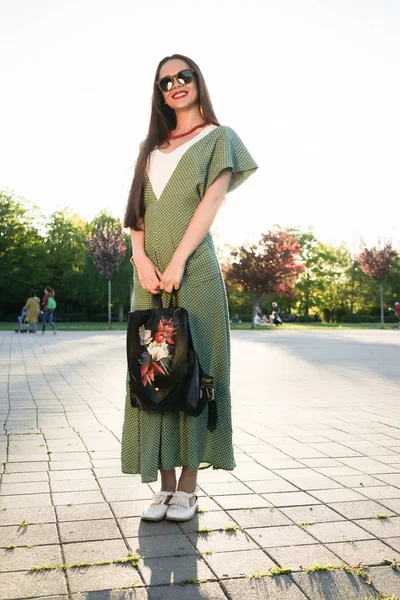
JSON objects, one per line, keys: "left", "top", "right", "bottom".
{"left": 1, "top": 329, "right": 400, "bottom": 600}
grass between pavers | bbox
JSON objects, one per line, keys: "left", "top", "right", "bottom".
{"left": 29, "top": 551, "right": 140, "bottom": 572}
{"left": 0, "top": 321, "right": 396, "bottom": 331}
{"left": 383, "top": 558, "right": 400, "bottom": 571}
{"left": 247, "top": 562, "right": 374, "bottom": 585}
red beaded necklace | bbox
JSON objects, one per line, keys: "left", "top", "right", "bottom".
{"left": 168, "top": 120, "right": 208, "bottom": 140}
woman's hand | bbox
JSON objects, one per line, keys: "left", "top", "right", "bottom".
{"left": 134, "top": 254, "right": 162, "bottom": 295}
{"left": 159, "top": 257, "right": 186, "bottom": 293}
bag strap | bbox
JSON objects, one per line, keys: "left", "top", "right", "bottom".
{"left": 152, "top": 291, "right": 178, "bottom": 310}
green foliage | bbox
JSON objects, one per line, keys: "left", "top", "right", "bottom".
{"left": 0, "top": 193, "right": 132, "bottom": 321}
{"left": 1, "top": 191, "right": 399, "bottom": 323}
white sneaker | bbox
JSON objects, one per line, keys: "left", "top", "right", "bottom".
{"left": 141, "top": 490, "right": 174, "bottom": 521}
{"left": 165, "top": 488, "right": 199, "bottom": 522}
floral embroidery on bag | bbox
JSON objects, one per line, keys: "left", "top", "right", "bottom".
{"left": 138, "top": 320, "right": 176, "bottom": 386}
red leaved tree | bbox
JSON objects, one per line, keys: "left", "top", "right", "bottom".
{"left": 358, "top": 241, "right": 397, "bottom": 328}
{"left": 227, "top": 228, "right": 304, "bottom": 327}
{"left": 88, "top": 224, "right": 127, "bottom": 327}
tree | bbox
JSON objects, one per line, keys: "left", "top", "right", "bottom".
{"left": 227, "top": 228, "right": 304, "bottom": 327}
{"left": 358, "top": 242, "right": 397, "bottom": 328}
{"left": 0, "top": 191, "right": 48, "bottom": 316}
{"left": 45, "top": 209, "right": 88, "bottom": 316}
{"left": 87, "top": 223, "right": 127, "bottom": 326}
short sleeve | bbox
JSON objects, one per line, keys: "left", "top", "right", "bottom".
{"left": 205, "top": 126, "right": 258, "bottom": 193}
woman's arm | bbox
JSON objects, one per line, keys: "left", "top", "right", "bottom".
{"left": 159, "top": 169, "right": 232, "bottom": 293}
{"left": 130, "top": 227, "right": 162, "bottom": 295}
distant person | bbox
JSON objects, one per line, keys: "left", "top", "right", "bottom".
{"left": 42, "top": 286, "right": 57, "bottom": 335}
{"left": 253, "top": 313, "right": 261, "bottom": 327}
{"left": 24, "top": 290, "right": 40, "bottom": 333}
{"left": 269, "top": 301, "right": 282, "bottom": 325}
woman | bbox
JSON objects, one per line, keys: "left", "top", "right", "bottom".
{"left": 24, "top": 290, "right": 40, "bottom": 333}
{"left": 42, "top": 286, "right": 57, "bottom": 335}
{"left": 122, "top": 54, "right": 257, "bottom": 522}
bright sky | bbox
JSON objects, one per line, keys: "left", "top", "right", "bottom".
{"left": 1, "top": 0, "right": 399, "bottom": 251}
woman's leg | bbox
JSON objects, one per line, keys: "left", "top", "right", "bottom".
{"left": 160, "top": 468, "right": 177, "bottom": 491}
{"left": 177, "top": 467, "right": 199, "bottom": 493}
{"left": 49, "top": 311, "right": 56, "bottom": 333}
{"left": 42, "top": 312, "right": 48, "bottom": 333}
{"left": 32, "top": 321, "right": 37, "bottom": 333}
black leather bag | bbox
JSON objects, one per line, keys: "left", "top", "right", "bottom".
{"left": 127, "top": 293, "right": 217, "bottom": 432}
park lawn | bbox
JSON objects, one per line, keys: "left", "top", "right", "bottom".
{"left": 0, "top": 321, "right": 398, "bottom": 332}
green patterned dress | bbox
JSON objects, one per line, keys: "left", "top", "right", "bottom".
{"left": 121, "top": 125, "right": 258, "bottom": 483}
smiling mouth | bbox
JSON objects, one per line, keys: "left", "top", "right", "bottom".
{"left": 172, "top": 90, "right": 188, "bottom": 99}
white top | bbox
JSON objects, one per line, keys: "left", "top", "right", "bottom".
{"left": 147, "top": 125, "right": 218, "bottom": 200}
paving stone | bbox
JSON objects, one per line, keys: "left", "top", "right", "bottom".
{"left": 1, "top": 472, "right": 49, "bottom": 483}
{"left": 327, "top": 539, "right": 400, "bottom": 566}
{"left": 327, "top": 500, "right": 396, "bottom": 520}
{"left": 0, "top": 544, "right": 63, "bottom": 572}
{"left": 0, "top": 523, "right": 59, "bottom": 546}
{"left": 338, "top": 457, "right": 397, "bottom": 475}
{"left": 118, "top": 517, "right": 181, "bottom": 538}
{"left": 247, "top": 480, "right": 299, "bottom": 494}
{"left": 56, "top": 502, "right": 113, "bottom": 522}
{"left": 58, "top": 518, "right": 122, "bottom": 543}
{"left": 177, "top": 509, "right": 237, "bottom": 533}
{"left": 49, "top": 461, "right": 92, "bottom": 471}
{"left": 369, "top": 565, "right": 400, "bottom": 596}
{"left": 111, "top": 500, "right": 150, "bottom": 518}
{"left": 266, "top": 543, "right": 342, "bottom": 571}
{"left": 197, "top": 496, "right": 224, "bottom": 511}
{"left": 187, "top": 529, "right": 258, "bottom": 553}
{"left": 198, "top": 469, "right": 241, "bottom": 483}
{"left": 232, "top": 464, "right": 277, "bottom": 481}
{"left": 280, "top": 504, "right": 345, "bottom": 524}
{"left": 102, "top": 487, "right": 153, "bottom": 502}
{"left": 329, "top": 474, "right": 387, "bottom": 488}
{"left": 262, "top": 491, "right": 321, "bottom": 507}
{"left": 211, "top": 494, "right": 271, "bottom": 510}
{"left": 139, "top": 555, "right": 214, "bottom": 586}
{"left": 222, "top": 575, "right": 307, "bottom": 599}
{"left": 292, "top": 570, "right": 375, "bottom": 600}
{"left": 380, "top": 537, "right": 400, "bottom": 554}
{"left": 306, "top": 521, "right": 374, "bottom": 544}
{"left": 0, "top": 506, "right": 56, "bottom": 526}
{"left": 226, "top": 508, "right": 292, "bottom": 529}
{"left": 50, "top": 478, "right": 100, "bottom": 493}
{"left": 0, "top": 481, "right": 50, "bottom": 495}
{"left": 72, "top": 590, "right": 148, "bottom": 600}
{"left": 357, "top": 485, "right": 400, "bottom": 500}
{"left": 354, "top": 516, "right": 400, "bottom": 538}
{"left": 199, "top": 481, "right": 254, "bottom": 497}
{"left": 310, "top": 488, "right": 367, "bottom": 503}
{"left": 63, "top": 539, "right": 128, "bottom": 564}
{"left": 127, "top": 533, "right": 196, "bottom": 558}
{"left": 52, "top": 490, "right": 104, "bottom": 506}
{"left": 379, "top": 498, "right": 400, "bottom": 515}
{"left": 0, "top": 569, "right": 68, "bottom": 599}
{"left": 0, "top": 493, "right": 52, "bottom": 509}
{"left": 49, "top": 469, "right": 95, "bottom": 481}
{"left": 204, "top": 548, "right": 276, "bottom": 578}
{"left": 148, "top": 582, "right": 226, "bottom": 600}
{"left": 247, "top": 525, "right": 316, "bottom": 548}
{"left": 374, "top": 473, "right": 400, "bottom": 486}
{"left": 67, "top": 563, "right": 142, "bottom": 593}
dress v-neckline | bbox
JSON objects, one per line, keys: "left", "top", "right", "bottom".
{"left": 156, "top": 124, "right": 218, "bottom": 156}
{"left": 147, "top": 125, "right": 219, "bottom": 200}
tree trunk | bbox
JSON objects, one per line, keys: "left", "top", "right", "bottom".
{"left": 108, "top": 279, "right": 112, "bottom": 328}
{"left": 379, "top": 282, "right": 384, "bottom": 329}
{"left": 118, "top": 303, "right": 124, "bottom": 322}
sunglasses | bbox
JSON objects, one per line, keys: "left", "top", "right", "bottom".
{"left": 157, "top": 69, "right": 195, "bottom": 93}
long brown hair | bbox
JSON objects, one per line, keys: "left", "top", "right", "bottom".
{"left": 124, "top": 54, "right": 220, "bottom": 231}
